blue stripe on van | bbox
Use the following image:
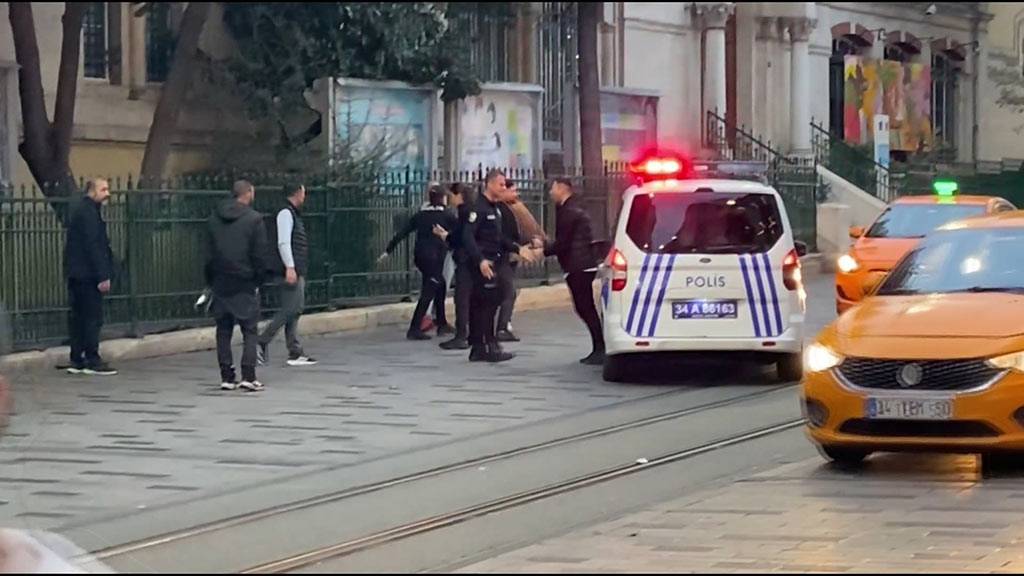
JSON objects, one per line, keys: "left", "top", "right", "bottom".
{"left": 635, "top": 254, "right": 665, "bottom": 337}
{"left": 749, "top": 254, "right": 774, "bottom": 337}
{"left": 761, "top": 252, "right": 785, "bottom": 336}
{"left": 739, "top": 255, "right": 762, "bottom": 338}
{"left": 625, "top": 254, "right": 652, "bottom": 335}
{"left": 646, "top": 255, "right": 677, "bottom": 337}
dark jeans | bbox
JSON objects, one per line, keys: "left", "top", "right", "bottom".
{"left": 453, "top": 261, "right": 473, "bottom": 340}
{"left": 412, "top": 255, "right": 448, "bottom": 333}
{"left": 68, "top": 279, "right": 104, "bottom": 366}
{"left": 567, "top": 271, "right": 604, "bottom": 353}
{"left": 496, "top": 262, "right": 518, "bottom": 332}
{"left": 213, "top": 291, "right": 260, "bottom": 382}
{"left": 470, "top": 261, "right": 509, "bottom": 348}
{"left": 259, "top": 276, "right": 305, "bottom": 357}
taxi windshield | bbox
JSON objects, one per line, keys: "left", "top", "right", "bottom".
{"left": 877, "top": 228, "right": 1024, "bottom": 296}
{"left": 866, "top": 203, "right": 987, "bottom": 239}
{"left": 625, "top": 191, "right": 783, "bottom": 254}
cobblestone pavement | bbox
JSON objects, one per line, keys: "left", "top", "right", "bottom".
{"left": 461, "top": 453, "right": 1024, "bottom": 574}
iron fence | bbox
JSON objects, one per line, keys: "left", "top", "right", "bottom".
{"left": 1, "top": 168, "right": 630, "bottom": 351}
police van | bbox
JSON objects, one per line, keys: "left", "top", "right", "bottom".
{"left": 598, "top": 154, "right": 808, "bottom": 383}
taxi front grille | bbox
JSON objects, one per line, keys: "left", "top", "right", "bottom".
{"left": 836, "top": 358, "right": 1003, "bottom": 391}
{"left": 839, "top": 419, "right": 1001, "bottom": 438}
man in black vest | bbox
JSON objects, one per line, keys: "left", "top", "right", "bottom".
{"left": 258, "top": 183, "right": 318, "bottom": 367}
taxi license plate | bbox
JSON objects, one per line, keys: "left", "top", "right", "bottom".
{"left": 865, "top": 398, "right": 952, "bottom": 420}
{"left": 672, "top": 299, "right": 738, "bottom": 320}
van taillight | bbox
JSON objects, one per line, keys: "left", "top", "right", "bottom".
{"left": 608, "top": 249, "right": 628, "bottom": 291}
{"left": 783, "top": 248, "right": 801, "bottom": 291}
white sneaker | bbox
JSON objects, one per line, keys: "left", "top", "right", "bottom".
{"left": 239, "top": 380, "right": 265, "bottom": 392}
{"left": 286, "top": 356, "right": 318, "bottom": 366}
{"left": 221, "top": 381, "right": 238, "bottom": 391}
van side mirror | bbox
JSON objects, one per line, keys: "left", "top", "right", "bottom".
{"left": 794, "top": 241, "right": 808, "bottom": 257}
{"left": 849, "top": 226, "right": 866, "bottom": 239}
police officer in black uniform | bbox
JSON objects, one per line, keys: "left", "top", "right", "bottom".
{"left": 438, "top": 183, "right": 475, "bottom": 350}
{"left": 461, "top": 170, "right": 533, "bottom": 363}
{"left": 380, "top": 183, "right": 459, "bottom": 340}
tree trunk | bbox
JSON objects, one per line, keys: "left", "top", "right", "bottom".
{"left": 576, "top": 2, "right": 607, "bottom": 234}
{"left": 138, "top": 2, "right": 212, "bottom": 188}
{"left": 9, "top": 2, "right": 84, "bottom": 219}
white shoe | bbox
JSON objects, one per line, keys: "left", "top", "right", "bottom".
{"left": 286, "top": 356, "right": 318, "bottom": 366}
{"left": 221, "top": 381, "right": 238, "bottom": 391}
{"left": 239, "top": 380, "right": 265, "bottom": 392}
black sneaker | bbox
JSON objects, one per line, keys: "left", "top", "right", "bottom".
{"left": 485, "top": 345, "right": 516, "bottom": 363}
{"left": 440, "top": 337, "right": 470, "bottom": 350}
{"left": 496, "top": 330, "right": 520, "bottom": 343}
{"left": 257, "top": 343, "right": 268, "bottom": 366}
{"left": 66, "top": 362, "right": 86, "bottom": 375}
{"left": 407, "top": 330, "right": 432, "bottom": 341}
{"left": 469, "top": 345, "right": 487, "bottom": 362}
{"left": 83, "top": 362, "right": 118, "bottom": 376}
{"left": 436, "top": 324, "right": 456, "bottom": 337}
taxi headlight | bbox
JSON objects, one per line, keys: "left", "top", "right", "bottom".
{"left": 837, "top": 254, "right": 860, "bottom": 274}
{"left": 805, "top": 343, "right": 844, "bottom": 373}
{"left": 986, "top": 352, "right": 1024, "bottom": 373}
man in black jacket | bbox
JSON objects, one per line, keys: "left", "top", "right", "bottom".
{"left": 495, "top": 180, "right": 522, "bottom": 343}
{"left": 258, "top": 183, "right": 317, "bottom": 367}
{"left": 534, "top": 178, "right": 605, "bottom": 365}
{"left": 205, "top": 180, "right": 269, "bottom": 391}
{"left": 64, "top": 178, "right": 117, "bottom": 376}
{"left": 438, "top": 183, "right": 475, "bottom": 350}
{"left": 379, "top": 183, "right": 459, "bottom": 340}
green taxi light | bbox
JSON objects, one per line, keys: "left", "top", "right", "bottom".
{"left": 933, "top": 180, "right": 958, "bottom": 197}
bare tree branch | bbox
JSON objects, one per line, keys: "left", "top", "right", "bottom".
{"left": 53, "top": 2, "right": 87, "bottom": 169}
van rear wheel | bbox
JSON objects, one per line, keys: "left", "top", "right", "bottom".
{"left": 777, "top": 352, "right": 803, "bottom": 382}
{"left": 603, "top": 355, "right": 628, "bottom": 383}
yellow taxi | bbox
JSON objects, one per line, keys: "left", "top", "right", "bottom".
{"left": 804, "top": 211, "right": 1024, "bottom": 465}
{"left": 834, "top": 184, "right": 1015, "bottom": 314}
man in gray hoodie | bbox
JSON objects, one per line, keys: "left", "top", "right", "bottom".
{"left": 205, "top": 180, "right": 269, "bottom": 391}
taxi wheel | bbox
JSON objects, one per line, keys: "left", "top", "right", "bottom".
{"left": 820, "top": 445, "right": 870, "bottom": 467}
{"left": 602, "top": 355, "right": 628, "bottom": 383}
{"left": 776, "top": 353, "right": 803, "bottom": 383}
{"left": 981, "top": 452, "right": 1024, "bottom": 473}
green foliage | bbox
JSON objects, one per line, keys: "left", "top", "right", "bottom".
{"left": 215, "top": 2, "right": 484, "bottom": 159}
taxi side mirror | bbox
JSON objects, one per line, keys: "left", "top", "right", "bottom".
{"left": 862, "top": 272, "right": 886, "bottom": 295}
{"left": 849, "top": 226, "right": 866, "bottom": 239}
{"left": 794, "top": 241, "right": 808, "bottom": 257}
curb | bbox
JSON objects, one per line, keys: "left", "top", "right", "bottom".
{"left": 0, "top": 284, "right": 573, "bottom": 374}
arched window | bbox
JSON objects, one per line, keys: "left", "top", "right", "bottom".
{"left": 932, "top": 50, "right": 961, "bottom": 152}
{"left": 830, "top": 35, "right": 869, "bottom": 137}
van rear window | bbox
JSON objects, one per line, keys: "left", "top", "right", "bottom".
{"left": 625, "top": 192, "right": 783, "bottom": 254}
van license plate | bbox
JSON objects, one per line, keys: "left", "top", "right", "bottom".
{"left": 865, "top": 398, "right": 952, "bottom": 420}
{"left": 672, "top": 299, "right": 738, "bottom": 319}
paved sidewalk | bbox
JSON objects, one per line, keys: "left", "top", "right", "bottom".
{"left": 462, "top": 453, "right": 1024, "bottom": 574}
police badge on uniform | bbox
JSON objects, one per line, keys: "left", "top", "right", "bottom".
{"left": 469, "top": 212, "right": 477, "bottom": 223}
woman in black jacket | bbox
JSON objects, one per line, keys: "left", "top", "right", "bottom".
{"left": 381, "top": 184, "right": 459, "bottom": 340}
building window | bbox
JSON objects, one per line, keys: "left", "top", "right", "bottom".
{"left": 932, "top": 52, "right": 959, "bottom": 152}
{"left": 829, "top": 37, "right": 863, "bottom": 138}
{"left": 83, "top": 3, "right": 107, "bottom": 79}
{"left": 146, "top": 2, "right": 174, "bottom": 82}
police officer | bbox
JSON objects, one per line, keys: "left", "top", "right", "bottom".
{"left": 437, "top": 183, "right": 476, "bottom": 350}
{"left": 462, "top": 170, "right": 535, "bottom": 363}
{"left": 380, "top": 183, "right": 459, "bottom": 340}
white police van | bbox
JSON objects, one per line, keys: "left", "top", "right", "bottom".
{"left": 597, "top": 155, "right": 808, "bottom": 383}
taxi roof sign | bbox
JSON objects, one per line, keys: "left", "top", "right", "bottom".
{"left": 933, "top": 180, "right": 958, "bottom": 197}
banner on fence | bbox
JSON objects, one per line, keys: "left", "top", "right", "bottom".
{"left": 600, "top": 88, "right": 659, "bottom": 163}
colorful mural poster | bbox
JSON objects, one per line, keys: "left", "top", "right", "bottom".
{"left": 334, "top": 83, "right": 433, "bottom": 171}
{"left": 600, "top": 91, "right": 658, "bottom": 163}
{"left": 458, "top": 89, "right": 538, "bottom": 171}
{"left": 843, "top": 56, "right": 932, "bottom": 152}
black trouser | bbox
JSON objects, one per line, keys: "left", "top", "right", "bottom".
{"left": 213, "top": 291, "right": 260, "bottom": 383}
{"left": 411, "top": 253, "right": 448, "bottom": 332}
{"left": 496, "top": 262, "right": 518, "bottom": 332}
{"left": 567, "top": 271, "right": 604, "bottom": 353}
{"left": 68, "top": 278, "right": 104, "bottom": 366}
{"left": 453, "top": 260, "right": 473, "bottom": 340}
{"left": 470, "top": 260, "right": 509, "bottom": 348}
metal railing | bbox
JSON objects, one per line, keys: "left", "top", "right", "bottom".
{"left": 0, "top": 168, "right": 629, "bottom": 351}
{"left": 810, "top": 120, "right": 902, "bottom": 203}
